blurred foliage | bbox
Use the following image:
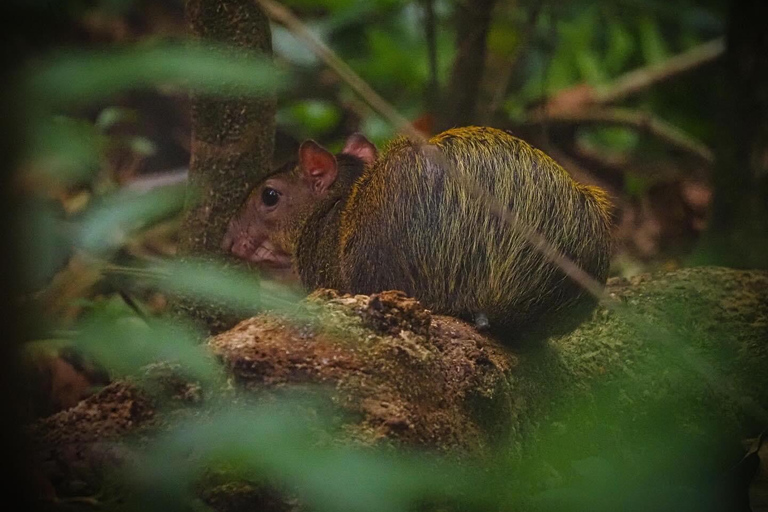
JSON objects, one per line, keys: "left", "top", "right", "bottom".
{"left": 25, "top": 43, "right": 285, "bottom": 111}
{"left": 271, "top": 0, "right": 726, "bottom": 145}
{"left": 127, "top": 403, "right": 479, "bottom": 512}
{"left": 11, "top": 0, "right": 765, "bottom": 511}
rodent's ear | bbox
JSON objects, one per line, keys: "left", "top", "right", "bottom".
{"left": 299, "top": 140, "right": 338, "bottom": 195}
{"left": 342, "top": 133, "right": 378, "bottom": 165}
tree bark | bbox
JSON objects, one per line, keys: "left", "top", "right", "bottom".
{"left": 177, "top": 0, "right": 276, "bottom": 333}
{"left": 697, "top": 0, "right": 768, "bottom": 268}
{"left": 437, "top": 0, "right": 497, "bottom": 131}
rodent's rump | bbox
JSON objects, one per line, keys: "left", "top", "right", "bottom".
{"left": 223, "top": 126, "right": 613, "bottom": 340}
{"left": 336, "top": 127, "right": 613, "bottom": 334}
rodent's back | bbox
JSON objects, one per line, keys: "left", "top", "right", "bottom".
{"left": 339, "top": 126, "right": 612, "bottom": 335}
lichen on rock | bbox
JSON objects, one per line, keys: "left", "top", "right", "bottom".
{"left": 209, "top": 289, "right": 513, "bottom": 452}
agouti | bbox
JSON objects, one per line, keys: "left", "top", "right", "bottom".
{"left": 222, "top": 126, "right": 613, "bottom": 340}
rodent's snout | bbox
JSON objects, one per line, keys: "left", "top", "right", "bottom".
{"left": 229, "top": 236, "right": 256, "bottom": 260}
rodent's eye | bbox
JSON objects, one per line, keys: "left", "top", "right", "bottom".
{"left": 261, "top": 187, "right": 280, "bottom": 207}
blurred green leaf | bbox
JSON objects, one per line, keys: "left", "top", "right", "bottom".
{"left": 559, "top": 7, "right": 598, "bottom": 51}
{"left": 638, "top": 15, "right": 669, "bottom": 64}
{"left": 604, "top": 21, "right": 636, "bottom": 74}
{"left": 575, "top": 49, "right": 606, "bottom": 85}
{"left": 359, "top": 114, "right": 395, "bottom": 147}
{"left": 99, "top": 0, "right": 137, "bottom": 14}
{"left": 625, "top": 171, "right": 651, "bottom": 198}
{"left": 73, "top": 309, "right": 217, "bottom": 380}
{"left": 129, "top": 136, "right": 157, "bottom": 157}
{"left": 578, "top": 126, "right": 639, "bottom": 157}
{"left": 354, "top": 27, "right": 427, "bottom": 94}
{"left": 487, "top": 24, "right": 520, "bottom": 56}
{"left": 95, "top": 106, "right": 140, "bottom": 131}
{"left": 152, "top": 259, "right": 306, "bottom": 319}
{"left": 26, "top": 115, "right": 106, "bottom": 186}
{"left": 545, "top": 51, "right": 578, "bottom": 93}
{"left": 279, "top": 100, "right": 342, "bottom": 136}
{"left": 78, "top": 183, "right": 188, "bottom": 255}
{"left": 24, "top": 42, "right": 287, "bottom": 110}
{"left": 132, "top": 404, "right": 477, "bottom": 512}
{"left": 19, "top": 199, "right": 72, "bottom": 291}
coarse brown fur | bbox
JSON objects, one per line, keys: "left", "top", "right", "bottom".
{"left": 224, "top": 126, "right": 613, "bottom": 341}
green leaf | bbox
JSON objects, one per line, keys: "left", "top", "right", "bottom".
{"left": 279, "top": 100, "right": 342, "bottom": 136}
{"left": 78, "top": 183, "right": 188, "bottom": 255}
{"left": 359, "top": 114, "right": 395, "bottom": 147}
{"left": 638, "top": 15, "right": 669, "bottom": 65}
{"left": 575, "top": 49, "right": 606, "bottom": 85}
{"left": 129, "top": 136, "right": 157, "bottom": 157}
{"left": 624, "top": 171, "right": 651, "bottom": 198}
{"left": 132, "top": 403, "right": 476, "bottom": 512}
{"left": 72, "top": 310, "right": 217, "bottom": 380}
{"left": 18, "top": 199, "right": 72, "bottom": 291}
{"left": 24, "top": 42, "right": 287, "bottom": 110}
{"left": 354, "top": 27, "right": 427, "bottom": 94}
{"left": 95, "top": 106, "right": 140, "bottom": 131}
{"left": 604, "top": 21, "right": 635, "bottom": 74}
{"left": 152, "top": 259, "right": 307, "bottom": 319}
{"left": 545, "top": 51, "right": 578, "bottom": 93}
{"left": 487, "top": 24, "right": 520, "bottom": 56}
{"left": 26, "top": 115, "right": 106, "bottom": 186}
{"left": 578, "top": 126, "right": 639, "bottom": 156}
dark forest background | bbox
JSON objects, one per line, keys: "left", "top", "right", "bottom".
{"left": 1, "top": 0, "right": 767, "bottom": 510}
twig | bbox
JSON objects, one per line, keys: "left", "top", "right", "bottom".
{"left": 255, "top": 0, "right": 413, "bottom": 133}
{"left": 525, "top": 108, "right": 714, "bottom": 164}
{"left": 541, "top": 39, "right": 725, "bottom": 117}
{"left": 594, "top": 38, "right": 725, "bottom": 104}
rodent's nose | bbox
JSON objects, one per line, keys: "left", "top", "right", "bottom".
{"left": 230, "top": 237, "right": 254, "bottom": 260}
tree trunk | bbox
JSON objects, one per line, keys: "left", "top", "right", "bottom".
{"left": 697, "top": 0, "right": 768, "bottom": 268}
{"left": 177, "top": 0, "right": 276, "bottom": 333}
{"left": 437, "top": 0, "right": 497, "bottom": 131}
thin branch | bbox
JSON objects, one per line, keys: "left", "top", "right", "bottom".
{"left": 595, "top": 38, "right": 725, "bottom": 104}
{"left": 543, "top": 38, "right": 725, "bottom": 115}
{"left": 255, "top": 0, "right": 413, "bottom": 133}
{"left": 525, "top": 108, "right": 715, "bottom": 164}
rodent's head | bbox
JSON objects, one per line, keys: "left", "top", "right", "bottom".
{"left": 221, "top": 134, "right": 377, "bottom": 283}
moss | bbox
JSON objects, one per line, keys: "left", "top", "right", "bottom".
{"left": 511, "top": 267, "right": 768, "bottom": 468}
{"left": 31, "top": 267, "right": 768, "bottom": 510}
